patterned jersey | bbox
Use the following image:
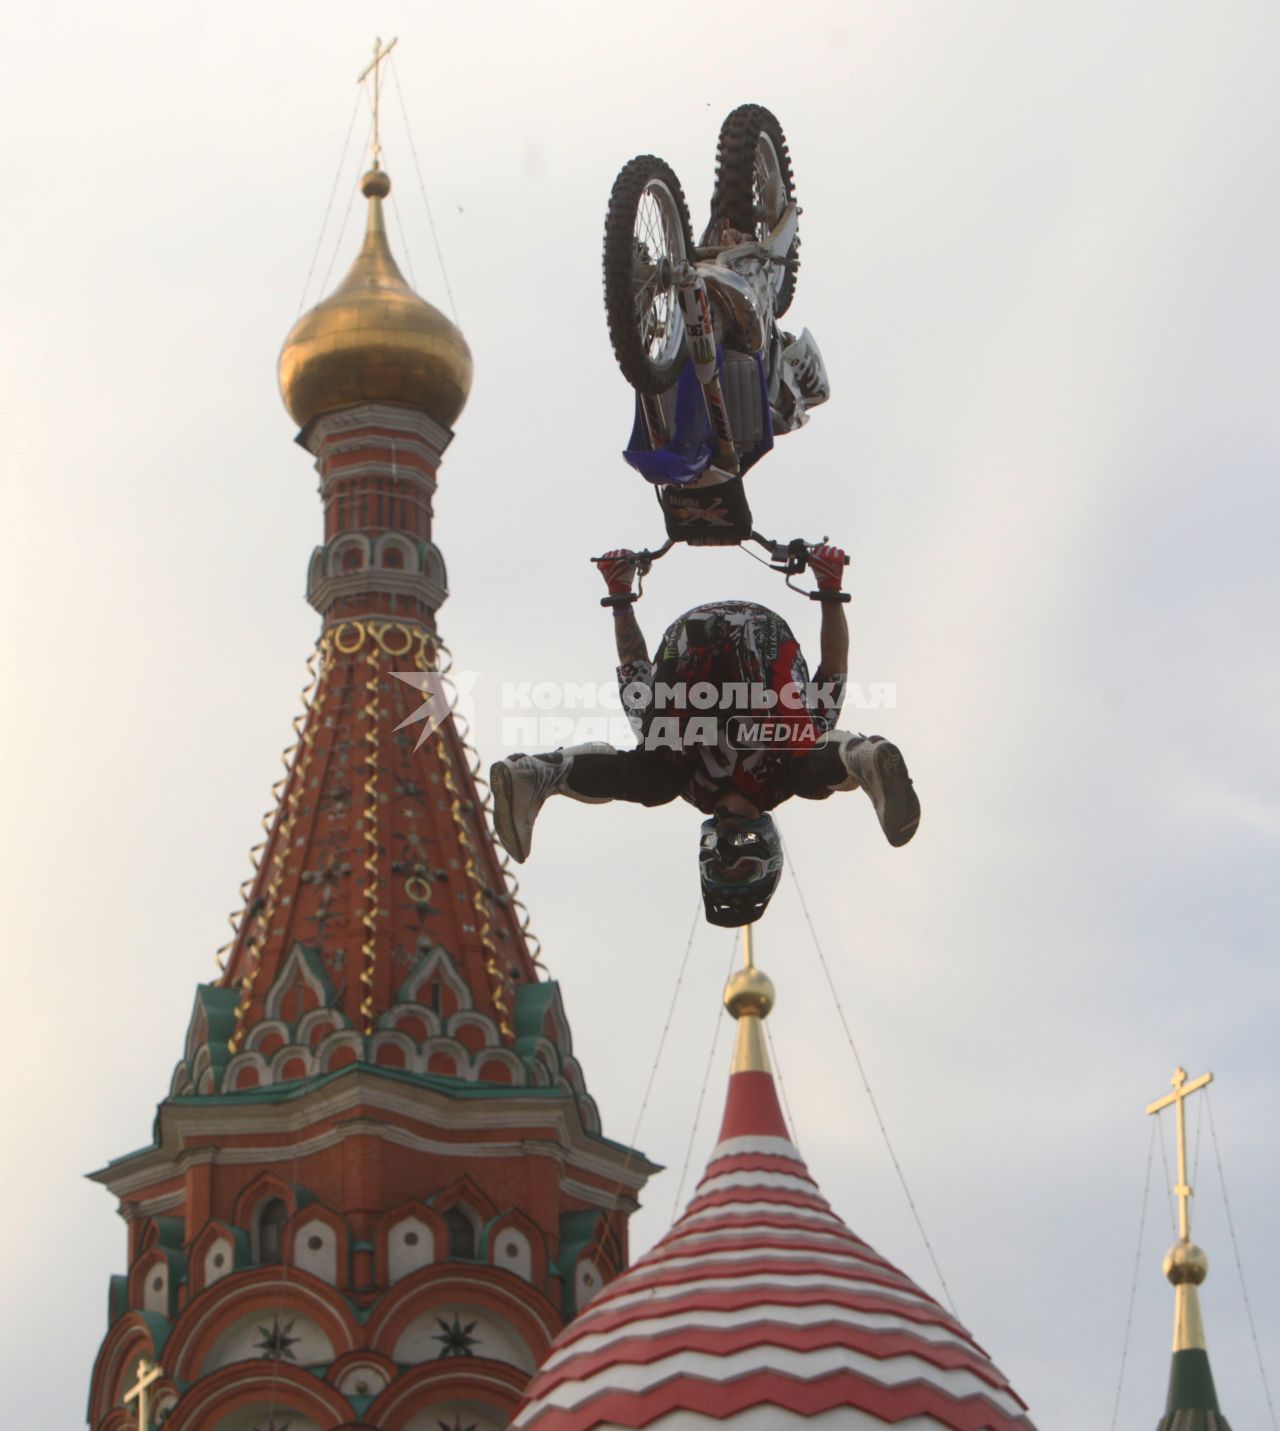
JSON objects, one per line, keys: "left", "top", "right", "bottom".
{"left": 617, "top": 600, "right": 845, "bottom": 813}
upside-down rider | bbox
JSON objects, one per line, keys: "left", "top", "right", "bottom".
{"left": 490, "top": 545, "right": 920, "bottom": 925}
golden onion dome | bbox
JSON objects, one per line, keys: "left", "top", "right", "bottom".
{"left": 279, "top": 167, "right": 472, "bottom": 431}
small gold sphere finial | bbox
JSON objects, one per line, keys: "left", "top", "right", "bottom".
{"left": 1164, "top": 1240, "right": 1209, "bottom": 1286}
{"left": 724, "top": 966, "right": 775, "bottom": 1021}
{"left": 361, "top": 167, "right": 391, "bottom": 199}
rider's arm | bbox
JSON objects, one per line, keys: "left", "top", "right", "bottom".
{"left": 613, "top": 608, "right": 652, "bottom": 739}
{"left": 597, "top": 549, "right": 652, "bottom": 736}
{"left": 597, "top": 549, "right": 649, "bottom": 667}
{"left": 612, "top": 605, "right": 649, "bottom": 667}
{"left": 812, "top": 601, "right": 849, "bottom": 729}
{"left": 818, "top": 599, "right": 849, "bottom": 682}
{"left": 809, "top": 543, "right": 849, "bottom": 729}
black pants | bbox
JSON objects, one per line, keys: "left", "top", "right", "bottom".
{"left": 567, "top": 745, "right": 847, "bottom": 809}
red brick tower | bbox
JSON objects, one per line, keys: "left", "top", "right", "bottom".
{"left": 85, "top": 159, "right": 655, "bottom": 1431}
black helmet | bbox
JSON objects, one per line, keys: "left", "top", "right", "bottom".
{"left": 698, "top": 812, "right": 784, "bottom": 927}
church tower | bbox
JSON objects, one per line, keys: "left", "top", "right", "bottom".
{"left": 514, "top": 934, "right": 1036, "bottom": 1430}
{"left": 85, "top": 77, "right": 655, "bottom": 1431}
{"left": 1147, "top": 1068, "right": 1233, "bottom": 1431}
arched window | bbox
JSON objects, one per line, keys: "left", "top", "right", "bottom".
{"left": 341, "top": 544, "right": 362, "bottom": 572}
{"left": 257, "top": 1198, "right": 288, "bottom": 1264}
{"left": 382, "top": 546, "right": 404, "bottom": 569}
{"left": 443, "top": 1206, "right": 475, "bottom": 1260}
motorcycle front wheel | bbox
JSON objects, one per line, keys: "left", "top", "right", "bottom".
{"left": 603, "top": 155, "right": 696, "bottom": 394}
{"left": 710, "top": 104, "right": 799, "bottom": 317}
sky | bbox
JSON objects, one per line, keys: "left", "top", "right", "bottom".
{"left": 1, "top": 1, "right": 1278, "bottom": 1426}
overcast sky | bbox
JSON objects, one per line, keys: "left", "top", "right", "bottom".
{"left": 2, "top": 2, "right": 1277, "bottom": 1426}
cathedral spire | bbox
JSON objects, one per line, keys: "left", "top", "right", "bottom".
{"left": 85, "top": 51, "right": 653, "bottom": 1430}
{"left": 1146, "top": 1066, "right": 1232, "bottom": 1430}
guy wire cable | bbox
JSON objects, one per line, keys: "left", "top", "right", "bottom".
{"left": 1157, "top": 1115, "right": 1179, "bottom": 1240}
{"left": 584, "top": 901, "right": 703, "bottom": 1271}
{"left": 669, "top": 933, "right": 740, "bottom": 1222}
{"left": 780, "top": 829, "right": 959, "bottom": 1319}
{"left": 1205, "top": 1090, "right": 1278, "bottom": 1429}
{"left": 1108, "top": 1116, "right": 1159, "bottom": 1431}
{"left": 388, "top": 54, "right": 461, "bottom": 325}
{"left": 318, "top": 120, "right": 373, "bottom": 298}
{"left": 296, "top": 86, "right": 364, "bottom": 316}
{"left": 389, "top": 186, "right": 419, "bottom": 291}
{"left": 763, "top": 1017, "right": 800, "bottom": 1148}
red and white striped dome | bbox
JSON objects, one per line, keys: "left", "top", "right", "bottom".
{"left": 514, "top": 971, "right": 1035, "bottom": 1431}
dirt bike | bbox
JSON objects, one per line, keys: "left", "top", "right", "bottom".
{"left": 602, "top": 104, "right": 830, "bottom": 547}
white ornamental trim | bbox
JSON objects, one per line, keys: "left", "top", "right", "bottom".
{"left": 541, "top": 1302, "right": 978, "bottom": 1370}
{"left": 695, "top": 1169, "right": 823, "bottom": 1197}
{"left": 658, "top": 1223, "right": 869, "bottom": 1255}
{"left": 575, "top": 1410, "right": 960, "bottom": 1431}
{"left": 520, "top": 1344, "right": 1026, "bottom": 1418}
{"left": 678, "top": 1201, "right": 845, "bottom": 1230}
{"left": 631, "top": 1245, "right": 912, "bottom": 1280}
{"left": 580, "top": 1270, "right": 945, "bottom": 1322}
{"left": 708, "top": 1134, "right": 805, "bottom": 1161}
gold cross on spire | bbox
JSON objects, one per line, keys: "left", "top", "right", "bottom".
{"left": 124, "top": 1356, "right": 162, "bottom": 1429}
{"left": 1146, "top": 1065, "right": 1213, "bottom": 1242}
{"left": 357, "top": 35, "right": 399, "bottom": 169}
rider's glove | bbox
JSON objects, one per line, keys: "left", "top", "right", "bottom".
{"left": 597, "top": 549, "right": 639, "bottom": 597}
{"left": 808, "top": 543, "right": 847, "bottom": 592}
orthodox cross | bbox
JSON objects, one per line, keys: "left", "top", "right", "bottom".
{"left": 124, "top": 1356, "right": 162, "bottom": 1429}
{"left": 1146, "top": 1065, "right": 1213, "bottom": 1242}
{"left": 357, "top": 36, "right": 399, "bottom": 169}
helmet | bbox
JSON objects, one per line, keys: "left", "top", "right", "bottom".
{"left": 698, "top": 812, "right": 784, "bottom": 927}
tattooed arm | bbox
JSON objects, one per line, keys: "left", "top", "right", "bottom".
{"left": 612, "top": 605, "right": 649, "bottom": 666}
{"left": 596, "top": 549, "right": 651, "bottom": 735}
{"left": 818, "top": 599, "right": 849, "bottom": 683}
{"left": 612, "top": 608, "right": 652, "bottom": 741}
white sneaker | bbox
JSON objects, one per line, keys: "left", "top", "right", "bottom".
{"left": 840, "top": 736, "right": 920, "bottom": 848}
{"left": 490, "top": 753, "right": 570, "bottom": 863}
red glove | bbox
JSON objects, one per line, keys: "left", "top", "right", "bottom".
{"left": 807, "top": 543, "right": 847, "bottom": 592}
{"left": 597, "top": 548, "right": 638, "bottom": 596}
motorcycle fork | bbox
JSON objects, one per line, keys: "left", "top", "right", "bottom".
{"left": 676, "top": 272, "right": 741, "bottom": 475}
{"left": 638, "top": 393, "right": 669, "bottom": 449}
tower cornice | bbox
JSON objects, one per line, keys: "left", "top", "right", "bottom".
{"left": 90, "top": 1065, "right": 659, "bottom": 1205}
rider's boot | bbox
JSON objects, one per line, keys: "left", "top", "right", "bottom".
{"left": 835, "top": 733, "right": 921, "bottom": 848}
{"left": 489, "top": 744, "right": 615, "bottom": 864}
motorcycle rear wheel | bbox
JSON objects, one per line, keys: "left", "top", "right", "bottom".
{"left": 710, "top": 104, "right": 799, "bottom": 317}
{"left": 603, "top": 155, "right": 696, "bottom": 394}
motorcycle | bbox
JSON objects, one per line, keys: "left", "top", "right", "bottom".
{"left": 602, "top": 104, "right": 831, "bottom": 546}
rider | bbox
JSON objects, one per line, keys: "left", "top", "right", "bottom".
{"left": 489, "top": 545, "right": 920, "bottom": 925}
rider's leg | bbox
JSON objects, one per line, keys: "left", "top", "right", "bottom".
{"left": 787, "top": 731, "right": 920, "bottom": 848}
{"left": 490, "top": 747, "right": 689, "bottom": 863}
{"left": 566, "top": 748, "right": 688, "bottom": 806}
{"left": 490, "top": 744, "right": 616, "bottom": 864}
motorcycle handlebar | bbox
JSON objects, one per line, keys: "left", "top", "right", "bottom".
{"left": 746, "top": 531, "right": 850, "bottom": 573}
{"left": 588, "top": 534, "right": 847, "bottom": 601}
{"left": 588, "top": 539, "right": 675, "bottom": 576}
{"left": 589, "top": 535, "right": 847, "bottom": 572}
